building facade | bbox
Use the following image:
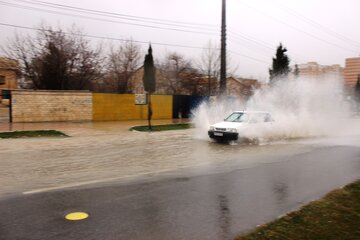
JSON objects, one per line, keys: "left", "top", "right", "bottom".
{"left": 128, "top": 66, "right": 218, "bottom": 96}
{"left": 0, "top": 57, "right": 19, "bottom": 94}
{"left": 293, "top": 62, "right": 343, "bottom": 80}
{"left": 344, "top": 57, "right": 360, "bottom": 88}
{"left": 226, "top": 77, "right": 261, "bottom": 102}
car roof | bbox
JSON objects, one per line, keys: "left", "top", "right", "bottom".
{"left": 232, "top": 111, "right": 270, "bottom": 114}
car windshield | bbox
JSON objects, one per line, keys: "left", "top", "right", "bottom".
{"left": 224, "top": 112, "right": 249, "bottom": 122}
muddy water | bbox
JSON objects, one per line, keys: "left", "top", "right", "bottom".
{"left": 0, "top": 120, "right": 322, "bottom": 197}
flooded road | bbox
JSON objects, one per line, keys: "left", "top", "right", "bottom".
{"left": 0, "top": 120, "right": 328, "bottom": 197}
{"left": 0, "top": 120, "right": 360, "bottom": 239}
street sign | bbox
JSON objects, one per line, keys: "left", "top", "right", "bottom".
{"left": 135, "top": 94, "right": 147, "bottom": 105}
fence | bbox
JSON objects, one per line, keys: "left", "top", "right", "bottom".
{"left": 8, "top": 90, "right": 207, "bottom": 123}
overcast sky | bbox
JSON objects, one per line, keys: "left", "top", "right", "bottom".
{"left": 0, "top": 0, "right": 359, "bottom": 80}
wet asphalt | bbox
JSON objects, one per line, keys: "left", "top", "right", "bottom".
{"left": 0, "top": 144, "right": 360, "bottom": 240}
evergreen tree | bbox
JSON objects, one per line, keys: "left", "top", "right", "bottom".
{"left": 40, "top": 42, "right": 67, "bottom": 90}
{"left": 269, "top": 43, "right": 291, "bottom": 82}
{"left": 143, "top": 44, "right": 156, "bottom": 130}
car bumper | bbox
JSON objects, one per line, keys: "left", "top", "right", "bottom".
{"left": 208, "top": 130, "right": 239, "bottom": 141}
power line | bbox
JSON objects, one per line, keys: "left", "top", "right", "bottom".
{"left": 0, "top": 0, "right": 307, "bottom": 66}
{"left": 268, "top": 0, "right": 360, "bottom": 48}
{"left": 11, "top": 0, "right": 218, "bottom": 31}
{"left": 0, "top": 22, "right": 272, "bottom": 65}
{"left": 10, "top": 0, "right": 289, "bottom": 63}
{"left": 238, "top": 0, "right": 359, "bottom": 54}
{"left": 0, "top": 22, "right": 209, "bottom": 50}
{"left": 229, "top": 50, "right": 270, "bottom": 65}
{"left": 229, "top": 30, "right": 275, "bottom": 51}
{"left": 23, "top": 0, "right": 218, "bottom": 28}
{"left": 229, "top": 30, "right": 304, "bottom": 60}
{"left": 228, "top": 30, "right": 307, "bottom": 63}
{"left": 0, "top": 1, "right": 218, "bottom": 36}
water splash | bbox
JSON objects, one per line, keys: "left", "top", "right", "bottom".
{"left": 192, "top": 75, "right": 352, "bottom": 141}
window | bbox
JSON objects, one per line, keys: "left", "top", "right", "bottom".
{"left": 225, "top": 112, "right": 249, "bottom": 123}
{"left": 0, "top": 76, "right": 5, "bottom": 85}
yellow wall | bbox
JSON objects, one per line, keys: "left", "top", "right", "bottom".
{"left": 93, "top": 93, "right": 172, "bottom": 121}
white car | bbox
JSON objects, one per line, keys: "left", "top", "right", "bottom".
{"left": 208, "top": 111, "right": 274, "bottom": 141}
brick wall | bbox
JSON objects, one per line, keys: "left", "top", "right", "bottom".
{"left": 11, "top": 90, "right": 92, "bottom": 122}
{"left": 10, "top": 91, "right": 172, "bottom": 122}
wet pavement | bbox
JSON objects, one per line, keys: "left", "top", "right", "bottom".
{"left": 0, "top": 107, "right": 9, "bottom": 123}
{"left": 0, "top": 120, "right": 360, "bottom": 239}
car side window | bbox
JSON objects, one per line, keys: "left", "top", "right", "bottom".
{"left": 264, "top": 113, "right": 273, "bottom": 122}
{"left": 249, "top": 114, "right": 261, "bottom": 123}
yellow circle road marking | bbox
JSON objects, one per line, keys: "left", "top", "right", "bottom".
{"left": 65, "top": 212, "right": 89, "bottom": 221}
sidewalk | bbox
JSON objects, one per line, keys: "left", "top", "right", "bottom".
{"left": 0, "top": 106, "right": 9, "bottom": 123}
{"left": 0, "top": 119, "right": 190, "bottom": 137}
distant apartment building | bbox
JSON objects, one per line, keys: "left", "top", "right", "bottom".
{"left": 292, "top": 62, "right": 343, "bottom": 80}
{"left": 344, "top": 57, "right": 360, "bottom": 88}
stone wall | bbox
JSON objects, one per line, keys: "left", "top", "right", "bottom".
{"left": 11, "top": 90, "right": 92, "bottom": 122}
{"left": 10, "top": 91, "right": 172, "bottom": 122}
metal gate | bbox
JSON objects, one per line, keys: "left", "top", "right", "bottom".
{"left": 0, "top": 89, "right": 11, "bottom": 123}
{"left": 172, "top": 95, "right": 209, "bottom": 119}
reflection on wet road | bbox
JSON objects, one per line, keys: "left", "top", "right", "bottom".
{"left": 0, "top": 121, "right": 360, "bottom": 240}
{"left": 0, "top": 121, "right": 319, "bottom": 196}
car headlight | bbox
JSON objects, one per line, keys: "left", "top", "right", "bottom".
{"left": 227, "top": 128, "right": 237, "bottom": 133}
{"left": 209, "top": 126, "right": 215, "bottom": 131}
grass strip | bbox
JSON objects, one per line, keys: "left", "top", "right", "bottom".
{"left": 236, "top": 179, "right": 360, "bottom": 240}
{"left": 130, "top": 123, "right": 193, "bottom": 132}
{"left": 0, "top": 130, "right": 68, "bottom": 139}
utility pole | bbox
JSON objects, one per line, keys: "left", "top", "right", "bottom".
{"left": 219, "top": 0, "right": 227, "bottom": 95}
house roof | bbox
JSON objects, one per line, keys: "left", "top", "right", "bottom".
{"left": 0, "top": 57, "right": 19, "bottom": 70}
{"left": 227, "top": 76, "right": 259, "bottom": 86}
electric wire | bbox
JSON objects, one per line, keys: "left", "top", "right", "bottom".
{"left": 238, "top": 0, "right": 359, "bottom": 54}
{"left": 10, "top": 0, "right": 218, "bottom": 31}
{"left": 0, "top": 22, "right": 208, "bottom": 50}
{"left": 20, "top": 0, "right": 218, "bottom": 28}
{"left": 229, "top": 50, "right": 271, "bottom": 65}
{"left": 0, "top": 1, "right": 218, "bottom": 36}
{"left": 2, "top": 0, "right": 322, "bottom": 64}
{"left": 228, "top": 31, "right": 307, "bottom": 63}
{"left": 0, "top": 22, "right": 272, "bottom": 65}
{"left": 268, "top": 0, "right": 360, "bottom": 48}
{"left": 5, "top": 0, "right": 347, "bottom": 66}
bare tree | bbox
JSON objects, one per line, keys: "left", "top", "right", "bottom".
{"left": 198, "top": 41, "right": 220, "bottom": 96}
{"left": 3, "top": 24, "right": 103, "bottom": 90}
{"left": 107, "top": 40, "right": 141, "bottom": 93}
{"left": 159, "top": 52, "right": 201, "bottom": 95}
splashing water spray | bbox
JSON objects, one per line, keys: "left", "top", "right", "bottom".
{"left": 192, "top": 75, "right": 353, "bottom": 142}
